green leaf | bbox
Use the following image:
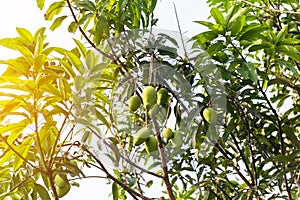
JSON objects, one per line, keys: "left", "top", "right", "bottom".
{"left": 36, "top": 0, "right": 45, "bottom": 10}
{"left": 207, "top": 42, "right": 225, "bottom": 55}
{"left": 248, "top": 43, "right": 272, "bottom": 52}
{"left": 65, "top": 51, "right": 84, "bottom": 74}
{"left": 68, "top": 21, "right": 78, "bottom": 33}
{"left": 194, "top": 21, "right": 214, "bottom": 28}
{"left": 44, "top": 1, "right": 66, "bottom": 21}
{"left": 86, "top": 50, "right": 96, "bottom": 69}
{"left": 228, "top": 16, "right": 245, "bottom": 35}
{"left": 275, "top": 25, "right": 288, "bottom": 44}
{"left": 50, "top": 16, "right": 67, "bottom": 31}
{"left": 210, "top": 8, "right": 225, "bottom": 25}
{"left": 13, "top": 138, "right": 33, "bottom": 170}
{"left": 35, "top": 183, "right": 51, "bottom": 200}
{"left": 33, "top": 27, "right": 46, "bottom": 57}
{"left": 277, "top": 45, "right": 300, "bottom": 63}
{"left": 75, "top": 0, "right": 96, "bottom": 11}
{"left": 112, "top": 182, "right": 119, "bottom": 200}
{"left": 95, "top": 109, "right": 110, "bottom": 127}
{"left": 16, "top": 27, "right": 33, "bottom": 43}
{"left": 246, "top": 63, "right": 258, "bottom": 83}
{"left": 240, "top": 26, "right": 267, "bottom": 41}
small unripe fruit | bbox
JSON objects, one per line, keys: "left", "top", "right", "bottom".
{"left": 133, "top": 127, "right": 151, "bottom": 146}
{"left": 56, "top": 183, "right": 71, "bottom": 198}
{"left": 203, "top": 108, "right": 217, "bottom": 124}
{"left": 128, "top": 95, "right": 142, "bottom": 112}
{"left": 157, "top": 88, "right": 169, "bottom": 106}
{"left": 142, "top": 86, "right": 157, "bottom": 109}
{"left": 145, "top": 136, "right": 158, "bottom": 154}
{"left": 163, "top": 128, "right": 174, "bottom": 140}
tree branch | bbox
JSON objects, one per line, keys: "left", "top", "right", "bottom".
{"left": 152, "top": 116, "right": 176, "bottom": 200}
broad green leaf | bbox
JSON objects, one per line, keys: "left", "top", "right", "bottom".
{"left": 207, "top": 42, "right": 225, "bottom": 55}
{"left": 16, "top": 27, "right": 33, "bottom": 43}
{"left": 275, "top": 25, "right": 288, "bottom": 44}
{"left": 228, "top": 7, "right": 249, "bottom": 25}
{"left": 112, "top": 182, "right": 119, "bottom": 200}
{"left": 228, "top": 16, "right": 245, "bottom": 35}
{"left": 50, "top": 16, "right": 67, "bottom": 31}
{"left": 44, "top": 1, "right": 66, "bottom": 21}
{"left": 15, "top": 46, "right": 34, "bottom": 65}
{"left": 35, "top": 183, "right": 51, "bottom": 200}
{"left": 210, "top": 8, "right": 225, "bottom": 25}
{"left": 0, "top": 59, "right": 30, "bottom": 77}
{"left": 149, "top": 0, "right": 157, "bottom": 13}
{"left": 95, "top": 15, "right": 109, "bottom": 45}
{"left": 36, "top": 0, "right": 45, "bottom": 10}
{"left": 68, "top": 22, "right": 78, "bottom": 33}
{"left": 248, "top": 43, "right": 272, "bottom": 52}
{"left": 65, "top": 51, "right": 84, "bottom": 74}
{"left": 33, "top": 27, "right": 46, "bottom": 57}
{"left": 90, "top": 63, "right": 108, "bottom": 74}
{"left": 34, "top": 54, "right": 47, "bottom": 73}
{"left": 278, "top": 38, "right": 300, "bottom": 45}
{"left": 95, "top": 109, "right": 110, "bottom": 127}
{"left": 240, "top": 26, "right": 267, "bottom": 41}
{"left": 60, "top": 59, "right": 76, "bottom": 78}
{"left": 194, "top": 20, "right": 214, "bottom": 28}
{"left": 246, "top": 63, "right": 258, "bottom": 83}
{"left": 74, "top": 75, "right": 86, "bottom": 91}
{"left": 5, "top": 119, "right": 31, "bottom": 144}
{"left": 75, "top": 0, "right": 96, "bottom": 11}
{"left": 192, "top": 31, "right": 218, "bottom": 46}
{"left": 0, "top": 38, "right": 23, "bottom": 50}
{"left": 72, "top": 39, "right": 87, "bottom": 58}
{"left": 277, "top": 45, "right": 300, "bottom": 63}
{"left": 40, "top": 84, "right": 62, "bottom": 98}
{"left": 86, "top": 50, "right": 96, "bottom": 69}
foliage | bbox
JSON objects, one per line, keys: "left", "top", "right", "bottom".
{"left": 0, "top": 0, "right": 299, "bottom": 200}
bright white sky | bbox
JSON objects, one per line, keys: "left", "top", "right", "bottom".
{"left": 0, "top": 0, "right": 209, "bottom": 199}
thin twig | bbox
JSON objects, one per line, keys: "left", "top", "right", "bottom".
{"left": 81, "top": 144, "right": 152, "bottom": 200}
{"left": 66, "top": 0, "right": 114, "bottom": 60}
{"left": 173, "top": 3, "right": 188, "bottom": 60}
{"left": 241, "top": 0, "right": 300, "bottom": 15}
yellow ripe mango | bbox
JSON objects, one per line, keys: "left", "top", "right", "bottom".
{"left": 128, "top": 95, "right": 142, "bottom": 112}
{"left": 142, "top": 86, "right": 157, "bottom": 109}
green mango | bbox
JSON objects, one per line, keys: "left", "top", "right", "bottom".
{"left": 142, "top": 86, "right": 157, "bottom": 109}
{"left": 133, "top": 127, "right": 151, "bottom": 146}
{"left": 157, "top": 88, "right": 169, "bottom": 106}
{"left": 145, "top": 136, "right": 158, "bottom": 154}
{"left": 163, "top": 128, "right": 174, "bottom": 140}
{"left": 128, "top": 95, "right": 142, "bottom": 112}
